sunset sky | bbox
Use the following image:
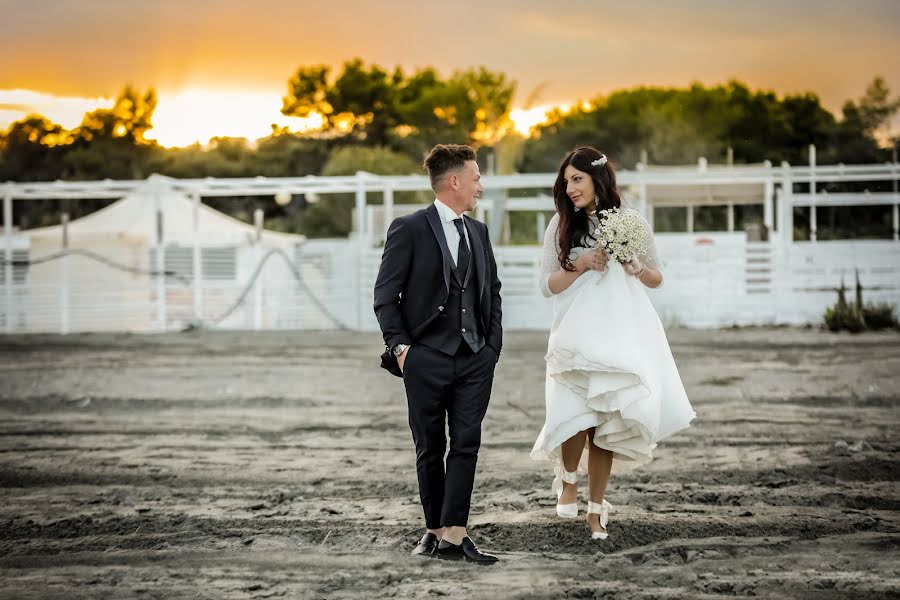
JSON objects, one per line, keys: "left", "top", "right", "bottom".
{"left": 1, "top": 0, "right": 898, "bottom": 147}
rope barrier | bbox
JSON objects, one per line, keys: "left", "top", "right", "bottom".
{"left": 0, "top": 246, "right": 350, "bottom": 330}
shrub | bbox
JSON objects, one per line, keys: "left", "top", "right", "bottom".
{"left": 823, "top": 270, "right": 899, "bottom": 332}
{"left": 863, "top": 302, "right": 899, "bottom": 330}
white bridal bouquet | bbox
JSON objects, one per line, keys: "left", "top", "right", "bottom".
{"left": 592, "top": 207, "right": 649, "bottom": 278}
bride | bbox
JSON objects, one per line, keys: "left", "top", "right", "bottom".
{"left": 530, "top": 146, "right": 696, "bottom": 540}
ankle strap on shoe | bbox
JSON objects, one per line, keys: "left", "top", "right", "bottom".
{"left": 560, "top": 469, "right": 578, "bottom": 485}
{"left": 587, "top": 499, "right": 611, "bottom": 528}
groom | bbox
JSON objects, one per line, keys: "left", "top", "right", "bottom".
{"left": 374, "top": 144, "right": 503, "bottom": 564}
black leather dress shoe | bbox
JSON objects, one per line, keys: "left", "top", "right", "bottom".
{"left": 435, "top": 537, "right": 499, "bottom": 564}
{"left": 411, "top": 532, "right": 440, "bottom": 557}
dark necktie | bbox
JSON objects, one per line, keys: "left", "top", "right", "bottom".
{"left": 452, "top": 218, "right": 470, "bottom": 281}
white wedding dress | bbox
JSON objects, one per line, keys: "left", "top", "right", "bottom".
{"left": 530, "top": 209, "right": 695, "bottom": 496}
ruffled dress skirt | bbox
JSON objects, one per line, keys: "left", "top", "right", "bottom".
{"left": 530, "top": 261, "right": 696, "bottom": 496}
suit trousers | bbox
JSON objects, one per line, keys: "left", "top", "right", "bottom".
{"left": 401, "top": 342, "right": 497, "bottom": 528}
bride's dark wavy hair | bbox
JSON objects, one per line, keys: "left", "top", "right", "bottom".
{"left": 553, "top": 146, "right": 622, "bottom": 271}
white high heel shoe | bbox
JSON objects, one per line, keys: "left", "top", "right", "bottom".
{"left": 587, "top": 499, "right": 612, "bottom": 540}
{"left": 556, "top": 469, "right": 578, "bottom": 519}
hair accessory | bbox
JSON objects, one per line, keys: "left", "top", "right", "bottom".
{"left": 591, "top": 155, "right": 608, "bottom": 167}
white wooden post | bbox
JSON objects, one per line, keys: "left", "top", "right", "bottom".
{"left": 355, "top": 238, "right": 364, "bottom": 330}
{"left": 3, "top": 190, "right": 12, "bottom": 334}
{"left": 353, "top": 174, "right": 367, "bottom": 330}
{"left": 809, "top": 144, "right": 817, "bottom": 242}
{"left": 355, "top": 172, "right": 367, "bottom": 240}
{"left": 60, "top": 213, "right": 70, "bottom": 334}
{"left": 727, "top": 202, "right": 734, "bottom": 233}
{"left": 893, "top": 155, "right": 898, "bottom": 242}
{"left": 687, "top": 205, "right": 694, "bottom": 233}
{"left": 639, "top": 183, "right": 649, "bottom": 224}
{"left": 780, "top": 161, "right": 793, "bottom": 245}
{"left": 383, "top": 184, "right": 394, "bottom": 238}
{"left": 763, "top": 161, "right": 775, "bottom": 235}
{"left": 191, "top": 193, "right": 202, "bottom": 323}
{"left": 502, "top": 201, "right": 511, "bottom": 244}
{"left": 155, "top": 197, "right": 166, "bottom": 332}
{"left": 253, "top": 208, "right": 264, "bottom": 330}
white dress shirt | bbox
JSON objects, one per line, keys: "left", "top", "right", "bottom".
{"left": 433, "top": 199, "right": 470, "bottom": 267}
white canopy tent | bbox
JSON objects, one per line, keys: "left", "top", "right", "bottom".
{"left": 26, "top": 174, "right": 303, "bottom": 246}
{"left": 12, "top": 175, "right": 306, "bottom": 333}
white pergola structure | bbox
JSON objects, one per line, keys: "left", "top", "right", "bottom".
{"left": 5, "top": 152, "right": 898, "bottom": 244}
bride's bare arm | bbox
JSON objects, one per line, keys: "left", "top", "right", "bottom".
{"left": 637, "top": 265, "right": 663, "bottom": 288}
{"left": 539, "top": 213, "right": 608, "bottom": 296}
{"left": 622, "top": 210, "right": 664, "bottom": 289}
{"left": 548, "top": 252, "right": 607, "bottom": 294}
{"left": 547, "top": 263, "right": 585, "bottom": 295}
{"left": 623, "top": 259, "right": 663, "bottom": 288}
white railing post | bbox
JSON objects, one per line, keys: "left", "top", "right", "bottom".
{"left": 763, "top": 160, "right": 775, "bottom": 241}
{"left": 253, "top": 208, "right": 263, "bottom": 330}
{"left": 155, "top": 197, "right": 166, "bottom": 332}
{"left": 893, "top": 156, "right": 898, "bottom": 242}
{"left": 355, "top": 171, "right": 367, "bottom": 240}
{"left": 809, "top": 144, "right": 817, "bottom": 242}
{"left": 770, "top": 236, "right": 784, "bottom": 325}
{"left": 639, "top": 182, "right": 649, "bottom": 225}
{"left": 780, "top": 161, "right": 794, "bottom": 245}
{"left": 191, "top": 193, "right": 202, "bottom": 323}
{"left": 354, "top": 173, "right": 369, "bottom": 331}
{"left": 3, "top": 189, "right": 12, "bottom": 334}
{"left": 60, "top": 213, "right": 70, "bottom": 334}
{"left": 383, "top": 184, "right": 394, "bottom": 239}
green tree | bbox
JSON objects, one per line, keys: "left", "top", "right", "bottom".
{"left": 855, "top": 77, "right": 900, "bottom": 137}
{"left": 452, "top": 67, "right": 517, "bottom": 147}
{"left": 301, "top": 146, "right": 424, "bottom": 237}
{"left": 281, "top": 65, "right": 332, "bottom": 119}
{"left": 773, "top": 92, "right": 836, "bottom": 163}
{"left": 75, "top": 86, "right": 157, "bottom": 144}
{"left": 518, "top": 79, "right": 889, "bottom": 172}
{"left": 329, "top": 60, "right": 397, "bottom": 144}
{"left": 389, "top": 67, "right": 471, "bottom": 157}
{"left": 251, "top": 132, "right": 331, "bottom": 177}
{"left": 282, "top": 61, "right": 397, "bottom": 144}
{"left": 282, "top": 60, "right": 517, "bottom": 159}
{"left": 62, "top": 86, "right": 159, "bottom": 179}
{"left": 832, "top": 77, "right": 900, "bottom": 163}
{"left": 0, "top": 116, "right": 70, "bottom": 181}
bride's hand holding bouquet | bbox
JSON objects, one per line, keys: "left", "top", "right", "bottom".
{"left": 591, "top": 207, "right": 649, "bottom": 283}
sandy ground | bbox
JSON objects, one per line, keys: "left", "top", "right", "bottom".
{"left": 0, "top": 327, "right": 898, "bottom": 599}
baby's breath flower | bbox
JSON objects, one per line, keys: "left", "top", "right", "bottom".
{"left": 593, "top": 208, "right": 649, "bottom": 262}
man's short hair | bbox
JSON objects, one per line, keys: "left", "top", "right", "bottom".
{"left": 423, "top": 144, "right": 477, "bottom": 192}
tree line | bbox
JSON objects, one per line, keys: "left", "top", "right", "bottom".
{"left": 1, "top": 60, "right": 897, "bottom": 237}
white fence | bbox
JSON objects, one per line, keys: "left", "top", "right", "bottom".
{"left": 2, "top": 231, "right": 899, "bottom": 334}
{"left": 289, "top": 235, "right": 900, "bottom": 331}
{"left": 3, "top": 160, "right": 899, "bottom": 333}
{"left": 268, "top": 236, "right": 900, "bottom": 331}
